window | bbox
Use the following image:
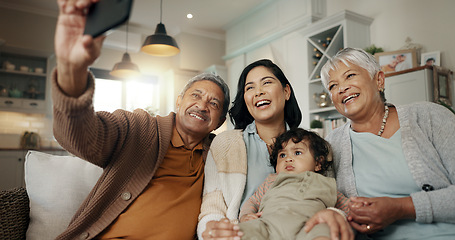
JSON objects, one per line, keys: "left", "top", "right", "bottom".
{"left": 90, "top": 68, "right": 159, "bottom": 114}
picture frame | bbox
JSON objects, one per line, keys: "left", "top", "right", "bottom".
{"left": 421, "top": 51, "right": 441, "bottom": 66}
{"left": 433, "top": 66, "right": 452, "bottom": 106}
{"left": 374, "top": 49, "right": 417, "bottom": 73}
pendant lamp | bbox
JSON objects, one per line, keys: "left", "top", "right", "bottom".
{"left": 141, "top": 0, "right": 180, "bottom": 57}
{"left": 110, "top": 23, "right": 141, "bottom": 78}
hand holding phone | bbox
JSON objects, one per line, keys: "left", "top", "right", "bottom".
{"left": 83, "top": 0, "right": 134, "bottom": 38}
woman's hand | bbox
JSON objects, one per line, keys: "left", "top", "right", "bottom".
{"left": 239, "top": 212, "right": 262, "bottom": 222}
{"left": 304, "top": 209, "right": 354, "bottom": 240}
{"left": 55, "top": 0, "right": 105, "bottom": 97}
{"left": 348, "top": 196, "right": 416, "bottom": 233}
{"left": 202, "top": 218, "right": 243, "bottom": 239}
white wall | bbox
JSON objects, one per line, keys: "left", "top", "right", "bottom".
{"left": 174, "top": 32, "right": 226, "bottom": 71}
{"left": 326, "top": 0, "right": 455, "bottom": 71}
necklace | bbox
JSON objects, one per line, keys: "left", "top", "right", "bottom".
{"left": 377, "top": 105, "right": 389, "bottom": 137}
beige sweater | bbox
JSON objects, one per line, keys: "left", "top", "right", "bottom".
{"left": 198, "top": 130, "right": 248, "bottom": 239}
{"left": 52, "top": 70, "right": 213, "bottom": 239}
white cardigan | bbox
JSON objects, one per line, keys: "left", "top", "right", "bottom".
{"left": 197, "top": 130, "right": 248, "bottom": 239}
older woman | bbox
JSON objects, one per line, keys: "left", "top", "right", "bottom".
{"left": 308, "top": 47, "right": 455, "bottom": 239}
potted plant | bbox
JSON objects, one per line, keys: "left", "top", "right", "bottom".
{"left": 364, "top": 44, "right": 384, "bottom": 55}
{"left": 310, "top": 119, "right": 324, "bottom": 137}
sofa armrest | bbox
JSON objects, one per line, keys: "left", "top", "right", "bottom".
{"left": 0, "top": 187, "right": 30, "bottom": 240}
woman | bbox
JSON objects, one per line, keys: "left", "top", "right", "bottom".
{"left": 197, "top": 59, "right": 302, "bottom": 239}
{"left": 309, "top": 47, "right": 455, "bottom": 239}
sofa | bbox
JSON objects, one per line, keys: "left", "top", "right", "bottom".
{"left": 0, "top": 151, "right": 102, "bottom": 240}
{"left": 0, "top": 187, "right": 29, "bottom": 239}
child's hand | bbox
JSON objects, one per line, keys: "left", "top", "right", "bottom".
{"left": 239, "top": 212, "right": 263, "bottom": 222}
{"left": 313, "top": 237, "right": 330, "bottom": 240}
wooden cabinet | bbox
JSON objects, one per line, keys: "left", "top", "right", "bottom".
{"left": 384, "top": 66, "right": 434, "bottom": 106}
{"left": 0, "top": 52, "right": 50, "bottom": 114}
{"left": 0, "top": 150, "right": 26, "bottom": 191}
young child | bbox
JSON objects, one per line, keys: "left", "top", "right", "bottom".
{"left": 238, "top": 128, "right": 336, "bottom": 240}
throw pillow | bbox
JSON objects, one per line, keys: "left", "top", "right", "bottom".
{"left": 24, "top": 150, "right": 102, "bottom": 240}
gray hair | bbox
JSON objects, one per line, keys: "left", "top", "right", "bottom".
{"left": 181, "top": 72, "right": 230, "bottom": 118}
{"left": 321, "top": 47, "right": 381, "bottom": 90}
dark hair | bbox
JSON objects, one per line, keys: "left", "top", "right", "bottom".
{"left": 270, "top": 128, "right": 332, "bottom": 175}
{"left": 228, "top": 59, "right": 302, "bottom": 130}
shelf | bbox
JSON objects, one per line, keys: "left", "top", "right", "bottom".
{"left": 304, "top": 11, "right": 372, "bottom": 131}
{"left": 309, "top": 106, "right": 336, "bottom": 114}
{"left": 325, "top": 26, "right": 344, "bottom": 56}
{"left": 307, "top": 25, "right": 342, "bottom": 81}
{"left": 0, "top": 69, "right": 47, "bottom": 77}
{"left": 308, "top": 25, "right": 340, "bottom": 53}
{"left": 0, "top": 51, "right": 49, "bottom": 113}
{"left": 309, "top": 78, "right": 322, "bottom": 84}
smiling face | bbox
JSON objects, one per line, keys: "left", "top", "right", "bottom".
{"left": 327, "top": 62, "right": 385, "bottom": 121}
{"left": 275, "top": 140, "right": 319, "bottom": 174}
{"left": 243, "top": 66, "right": 290, "bottom": 125}
{"left": 175, "top": 80, "right": 225, "bottom": 141}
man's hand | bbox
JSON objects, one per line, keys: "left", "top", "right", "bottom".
{"left": 55, "top": 0, "right": 105, "bottom": 97}
{"left": 304, "top": 209, "right": 354, "bottom": 240}
{"left": 202, "top": 218, "right": 243, "bottom": 239}
{"left": 348, "top": 196, "right": 415, "bottom": 234}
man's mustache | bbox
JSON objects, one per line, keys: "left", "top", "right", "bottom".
{"left": 188, "top": 109, "right": 209, "bottom": 121}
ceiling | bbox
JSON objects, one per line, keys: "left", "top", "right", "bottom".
{"left": 0, "top": 0, "right": 271, "bottom": 38}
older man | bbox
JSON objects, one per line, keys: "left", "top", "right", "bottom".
{"left": 53, "top": 0, "right": 229, "bottom": 239}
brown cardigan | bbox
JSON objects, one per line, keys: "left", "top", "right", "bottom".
{"left": 51, "top": 70, "right": 213, "bottom": 239}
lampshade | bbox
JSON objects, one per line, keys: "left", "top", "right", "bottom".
{"left": 110, "top": 52, "right": 141, "bottom": 78}
{"left": 141, "top": 0, "right": 180, "bottom": 57}
{"left": 141, "top": 23, "right": 180, "bottom": 56}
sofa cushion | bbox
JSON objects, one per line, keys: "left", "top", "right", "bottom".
{"left": 0, "top": 187, "right": 29, "bottom": 240}
{"left": 25, "top": 150, "right": 102, "bottom": 240}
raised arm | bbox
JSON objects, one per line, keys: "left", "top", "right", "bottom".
{"left": 55, "top": 0, "right": 104, "bottom": 97}
{"left": 53, "top": 0, "right": 131, "bottom": 166}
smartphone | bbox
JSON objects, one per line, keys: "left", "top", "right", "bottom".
{"left": 83, "top": 0, "right": 134, "bottom": 38}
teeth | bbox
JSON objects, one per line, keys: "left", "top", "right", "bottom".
{"left": 256, "top": 100, "right": 271, "bottom": 107}
{"left": 342, "top": 94, "right": 359, "bottom": 103}
{"left": 190, "top": 113, "right": 204, "bottom": 121}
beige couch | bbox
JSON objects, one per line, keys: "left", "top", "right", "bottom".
{"left": 0, "top": 187, "right": 29, "bottom": 239}
{"left": 0, "top": 151, "right": 102, "bottom": 240}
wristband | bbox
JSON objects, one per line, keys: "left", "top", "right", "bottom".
{"left": 327, "top": 207, "right": 347, "bottom": 220}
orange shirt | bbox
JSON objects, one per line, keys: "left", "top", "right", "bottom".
{"left": 98, "top": 126, "right": 204, "bottom": 240}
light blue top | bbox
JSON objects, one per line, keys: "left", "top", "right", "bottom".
{"left": 351, "top": 129, "right": 419, "bottom": 198}
{"left": 239, "top": 121, "right": 289, "bottom": 208}
{"left": 350, "top": 128, "right": 455, "bottom": 240}
{"left": 240, "top": 121, "right": 275, "bottom": 208}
